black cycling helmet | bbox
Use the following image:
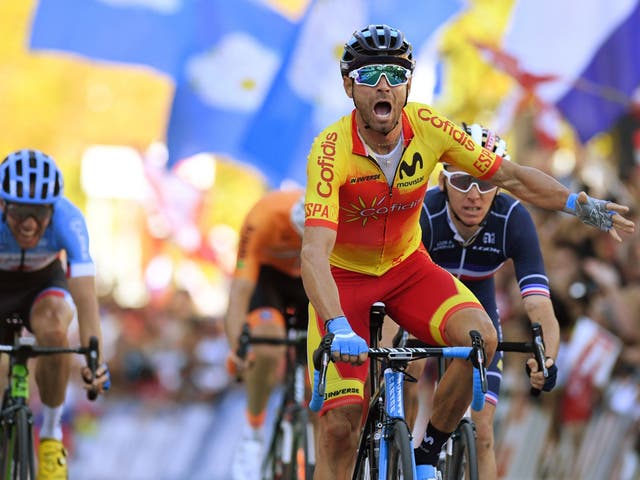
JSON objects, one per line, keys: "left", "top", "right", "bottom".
{"left": 340, "top": 24, "right": 415, "bottom": 76}
{"left": 0, "top": 149, "right": 64, "bottom": 204}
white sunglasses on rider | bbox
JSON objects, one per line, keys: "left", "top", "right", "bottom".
{"left": 442, "top": 169, "right": 497, "bottom": 194}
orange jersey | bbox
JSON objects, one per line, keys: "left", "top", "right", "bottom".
{"left": 234, "top": 189, "right": 303, "bottom": 281}
{"left": 304, "top": 102, "right": 502, "bottom": 276}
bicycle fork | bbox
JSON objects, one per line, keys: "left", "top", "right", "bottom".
{"left": 378, "top": 368, "right": 416, "bottom": 479}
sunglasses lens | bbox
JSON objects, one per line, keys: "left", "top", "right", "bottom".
{"left": 448, "top": 173, "right": 495, "bottom": 194}
{"left": 478, "top": 182, "right": 496, "bottom": 193}
{"left": 351, "top": 65, "right": 410, "bottom": 86}
{"left": 449, "top": 175, "right": 472, "bottom": 191}
{"left": 6, "top": 203, "right": 52, "bottom": 221}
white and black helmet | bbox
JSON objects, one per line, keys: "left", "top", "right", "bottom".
{"left": 461, "top": 122, "right": 511, "bottom": 160}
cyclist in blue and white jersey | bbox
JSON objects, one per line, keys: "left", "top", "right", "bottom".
{"left": 418, "top": 124, "right": 560, "bottom": 480}
{"left": 0, "top": 149, "right": 110, "bottom": 480}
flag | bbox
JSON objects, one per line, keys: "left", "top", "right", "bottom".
{"left": 30, "top": 0, "right": 463, "bottom": 187}
{"left": 240, "top": 0, "right": 465, "bottom": 186}
{"left": 30, "top": 0, "right": 193, "bottom": 77}
{"left": 29, "top": 0, "right": 298, "bottom": 172}
{"left": 162, "top": 1, "right": 297, "bottom": 166}
{"left": 493, "top": 0, "right": 640, "bottom": 143}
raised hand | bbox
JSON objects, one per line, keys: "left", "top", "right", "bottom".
{"left": 566, "top": 191, "right": 635, "bottom": 241}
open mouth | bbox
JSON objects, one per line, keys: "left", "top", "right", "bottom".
{"left": 459, "top": 204, "right": 484, "bottom": 217}
{"left": 17, "top": 232, "right": 37, "bottom": 244}
{"left": 373, "top": 101, "right": 392, "bottom": 117}
{"left": 16, "top": 224, "right": 38, "bottom": 241}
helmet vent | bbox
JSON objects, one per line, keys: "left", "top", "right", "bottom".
{"left": 0, "top": 149, "right": 64, "bottom": 204}
{"left": 340, "top": 24, "right": 414, "bottom": 75}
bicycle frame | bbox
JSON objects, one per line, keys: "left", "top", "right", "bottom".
{"left": 0, "top": 331, "right": 99, "bottom": 480}
{"left": 311, "top": 302, "right": 488, "bottom": 480}
{"left": 264, "top": 326, "right": 314, "bottom": 480}
{"left": 376, "top": 367, "right": 416, "bottom": 477}
{"left": 236, "top": 319, "right": 315, "bottom": 480}
{"left": 402, "top": 324, "right": 549, "bottom": 480}
{"left": 0, "top": 340, "right": 36, "bottom": 480}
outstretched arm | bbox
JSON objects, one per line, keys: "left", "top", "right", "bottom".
{"left": 490, "top": 160, "right": 635, "bottom": 241}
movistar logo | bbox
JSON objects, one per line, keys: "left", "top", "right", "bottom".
{"left": 399, "top": 153, "right": 423, "bottom": 179}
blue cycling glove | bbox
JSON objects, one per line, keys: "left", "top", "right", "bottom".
{"left": 564, "top": 192, "right": 614, "bottom": 232}
{"left": 326, "top": 316, "right": 368, "bottom": 358}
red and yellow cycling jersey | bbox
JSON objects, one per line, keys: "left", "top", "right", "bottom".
{"left": 304, "top": 102, "right": 502, "bottom": 276}
{"left": 234, "top": 189, "right": 303, "bottom": 282}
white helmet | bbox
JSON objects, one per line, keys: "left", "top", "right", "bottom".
{"left": 462, "top": 122, "right": 511, "bottom": 160}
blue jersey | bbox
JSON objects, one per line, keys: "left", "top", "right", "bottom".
{"left": 420, "top": 188, "right": 549, "bottom": 324}
{"left": 0, "top": 198, "right": 95, "bottom": 277}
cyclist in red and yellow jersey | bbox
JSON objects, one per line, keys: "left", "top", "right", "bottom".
{"left": 224, "top": 188, "right": 308, "bottom": 480}
{"left": 300, "top": 24, "right": 636, "bottom": 480}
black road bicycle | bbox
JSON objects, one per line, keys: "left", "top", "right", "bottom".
{"left": 0, "top": 317, "right": 99, "bottom": 480}
{"left": 400, "top": 322, "right": 550, "bottom": 480}
{"left": 236, "top": 315, "right": 315, "bottom": 480}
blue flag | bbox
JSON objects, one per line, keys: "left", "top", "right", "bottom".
{"left": 30, "top": 0, "right": 462, "bottom": 186}
{"left": 30, "top": 0, "right": 297, "bottom": 169}
{"left": 30, "top": 0, "right": 193, "bottom": 77}
{"left": 162, "top": 1, "right": 297, "bottom": 164}
{"left": 240, "top": 0, "right": 465, "bottom": 186}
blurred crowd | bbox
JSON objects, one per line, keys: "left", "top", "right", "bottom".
{"left": 97, "top": 288, "right": 232, "bottom": 405}
{"left": 48, "top": 112, "right": 640, "bottom": 478}
{"left": 491, "top": 110, "right": 640, "bottom": 478}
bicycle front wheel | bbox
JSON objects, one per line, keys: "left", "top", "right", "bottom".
{"left": 262, "top": 407, "right": 314, "bottom": 480}
{"left": 287, "top": 407, "right": 314, "bottom": 480}
{"left": 386, "top": 419, "right": 414, "bottom": 480}
{"left": 1, "top": 407, "right": 35, "bottom": 480}
{"left": 445, "top": 419, "right": 478, "bottom": 480}
{"left": 261, "top": 415, "right": 287, "bottom": 480}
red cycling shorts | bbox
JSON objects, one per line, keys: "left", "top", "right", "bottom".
{"left": 306, "top": 246, "right": 483, "bottom": 414}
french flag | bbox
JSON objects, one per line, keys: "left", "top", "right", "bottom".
{"left": 482, "top": 0, "right": 640, "bottom": 144}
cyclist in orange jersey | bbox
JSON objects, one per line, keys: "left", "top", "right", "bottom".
{"left": 300, "top": 24, "right": 636, "bottom": 480}
{"left": 224, "top": 188, "right": 308, "bottom": 480}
